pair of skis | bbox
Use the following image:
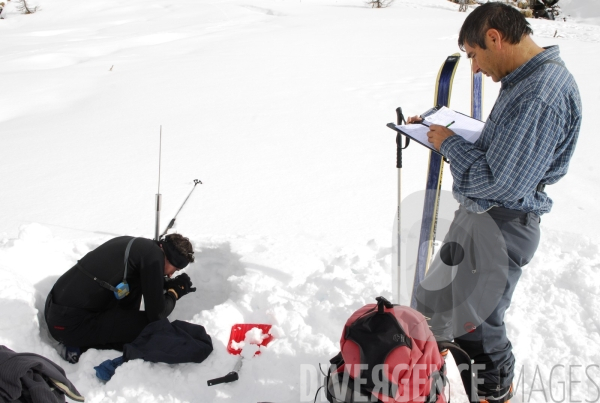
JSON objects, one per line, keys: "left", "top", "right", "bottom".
{"left": 392, "top": 53, "right": 484, "bottom": 403}
{"left": 394, "top": 54, "right": 483, "bottom": 306}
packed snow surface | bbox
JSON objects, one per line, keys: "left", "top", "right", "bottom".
{"left": 0, "top": 0, "right": 599, "bottom": 402}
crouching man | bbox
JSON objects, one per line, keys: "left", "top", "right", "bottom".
{"left": 45, "top": 234, "right": 196, "bottom": 363}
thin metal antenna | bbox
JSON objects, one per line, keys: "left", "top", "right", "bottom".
{"left": 158, "top": 126, "right": 162, "bottom": 193}
{"left": 154, "top": 126, "right": 162, "bottom": 240}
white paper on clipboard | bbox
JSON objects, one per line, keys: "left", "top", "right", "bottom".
{"left": 422, "top": 106, "right": 484, "bottom": 143}
{"left": 392, "top": 106, "right": 485, "bottom": 152}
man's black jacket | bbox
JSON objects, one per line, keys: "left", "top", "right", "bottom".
{"left": 51, "top": 236, "right": 175, "bottom": 321}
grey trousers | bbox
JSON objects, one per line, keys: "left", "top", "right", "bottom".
{"left": 416, "top": 205, "right": 540, "bottom": 396}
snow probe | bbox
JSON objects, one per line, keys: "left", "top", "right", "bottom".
{"left": 154, "top": 126, "right": 163, "bottom": 241}
{"left": 152, "top": 126, "right": 202, "bottom": 240}
{"left": 159, "top": 179, "right": 202, "bottom": 239}
{"left": 206, "top": 324, "right": 273, "bottom": 386}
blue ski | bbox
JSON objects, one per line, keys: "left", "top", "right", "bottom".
{"left": 472, "top": 71, "right": 484, "bottom": 120}
{"left": 411, "top": 54, "right": 461, "bottom": 309}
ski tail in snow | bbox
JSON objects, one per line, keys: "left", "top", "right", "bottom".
{"left": 410, "top": 54, "right": 460, "bottom": 309}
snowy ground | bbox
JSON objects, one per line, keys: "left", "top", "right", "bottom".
{"left": 0, "top": 0, "right": 599, "bottom": 402}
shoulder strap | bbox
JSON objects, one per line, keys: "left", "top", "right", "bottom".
{"left": 76, "top": 263, "right": 117, "bottom": 293}
{"left": 122, "top": 237, "right": 137, "bottom": 284}
{"left": 76, "top": 237, "right": 138, "bottom": 292}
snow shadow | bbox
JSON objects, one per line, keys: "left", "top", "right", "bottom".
{"left": 33, "top": 275, "right": 62, "bottom": 350}
{"left": 241, "top": 5, "right": 284, "bottom": 16}
{"left": 243, "top": 261, "right": 293, "bottom": 284}
{"left": 170, "top": 242, "right": 246, "bottom": 321}
{"left": 0, "top": 298, "right": 42, "bottom": 351}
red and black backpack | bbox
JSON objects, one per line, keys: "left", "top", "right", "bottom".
{"left": 324, "top": 297, "right": 477, "bottom": 403}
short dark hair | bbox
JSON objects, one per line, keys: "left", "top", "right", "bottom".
{"left": 165, "top": 233, "right": 195, "bottom": 263}
{"left": 458, "top": 2, "right": 533, "bottom": 51}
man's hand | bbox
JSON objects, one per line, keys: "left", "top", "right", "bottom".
{"left": 406, "top": 115, "right": 422, "bottom": 124}
{"left": 166, "top": 273, "right": 196, "bottom": 300}
{"left": 427, "top": 124, "right": 455, "bottom": 151}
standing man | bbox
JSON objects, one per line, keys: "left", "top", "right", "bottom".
{"left": 412, "top": 3, "right": 581, "bottom": 403}
{"left": 45, "top": 233, "right": 197, "bottom": 363}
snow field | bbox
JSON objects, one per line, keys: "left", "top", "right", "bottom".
{"left": 1, "top": 0, "right": 599, "bottom": 401}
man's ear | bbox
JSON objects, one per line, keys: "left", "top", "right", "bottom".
{"left": 486, "top": 28, "right": 503, "bottom": 50}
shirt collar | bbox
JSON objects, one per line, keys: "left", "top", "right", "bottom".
{"left": 500, "top": 45, "right": 560, "bottom": 89}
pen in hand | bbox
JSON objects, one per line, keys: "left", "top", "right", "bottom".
{"left": 446, "top": 121, "right": 455, "bottom": 128}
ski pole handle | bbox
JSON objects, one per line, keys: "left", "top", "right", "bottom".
{"left": 395, "top": 107, "right": 408, "bottom": 169}
{"left": 207, "top": 371, "right": 239, "bottom": 386}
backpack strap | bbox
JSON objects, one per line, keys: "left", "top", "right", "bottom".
{"left": 427, "top": 364, "right": 447, "bottom": 403}
{"left": 76, "top": 263, "right": 117, "bottom": 293}
{"left": 329, "top": 352, "right": 343, "bottom": 365}
{"left": 76, "top": 237, "right": 137, "bottom": 294}
{"left": 438, "top": 341, "right": 480, "bottom": 403}
{"left": 324, "top": 352, "right": 381, "bottom": 403}
{"left": 375, "top": 296, "right": 393, "bottom": 313}
{"left": 122, "top": 237, "right": 136, "bottom": 285}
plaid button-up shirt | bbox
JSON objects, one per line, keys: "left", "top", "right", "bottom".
{"left": 440, "top": 46, "right": 582, "bottom": 215}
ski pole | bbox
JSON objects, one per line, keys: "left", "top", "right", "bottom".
{"left": 159, "top": 179, "right": 202, "bottom": 239}
{"left": 395, "top": 107, "right": 408, "bottom": 304}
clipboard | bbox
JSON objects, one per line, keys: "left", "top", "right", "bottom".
{"left": 387, "top": 105, "right": 485, "bottom": 156}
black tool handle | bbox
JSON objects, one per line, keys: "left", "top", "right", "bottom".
{"left": 207, "top": 371, "right": 239, "bottom": 386}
